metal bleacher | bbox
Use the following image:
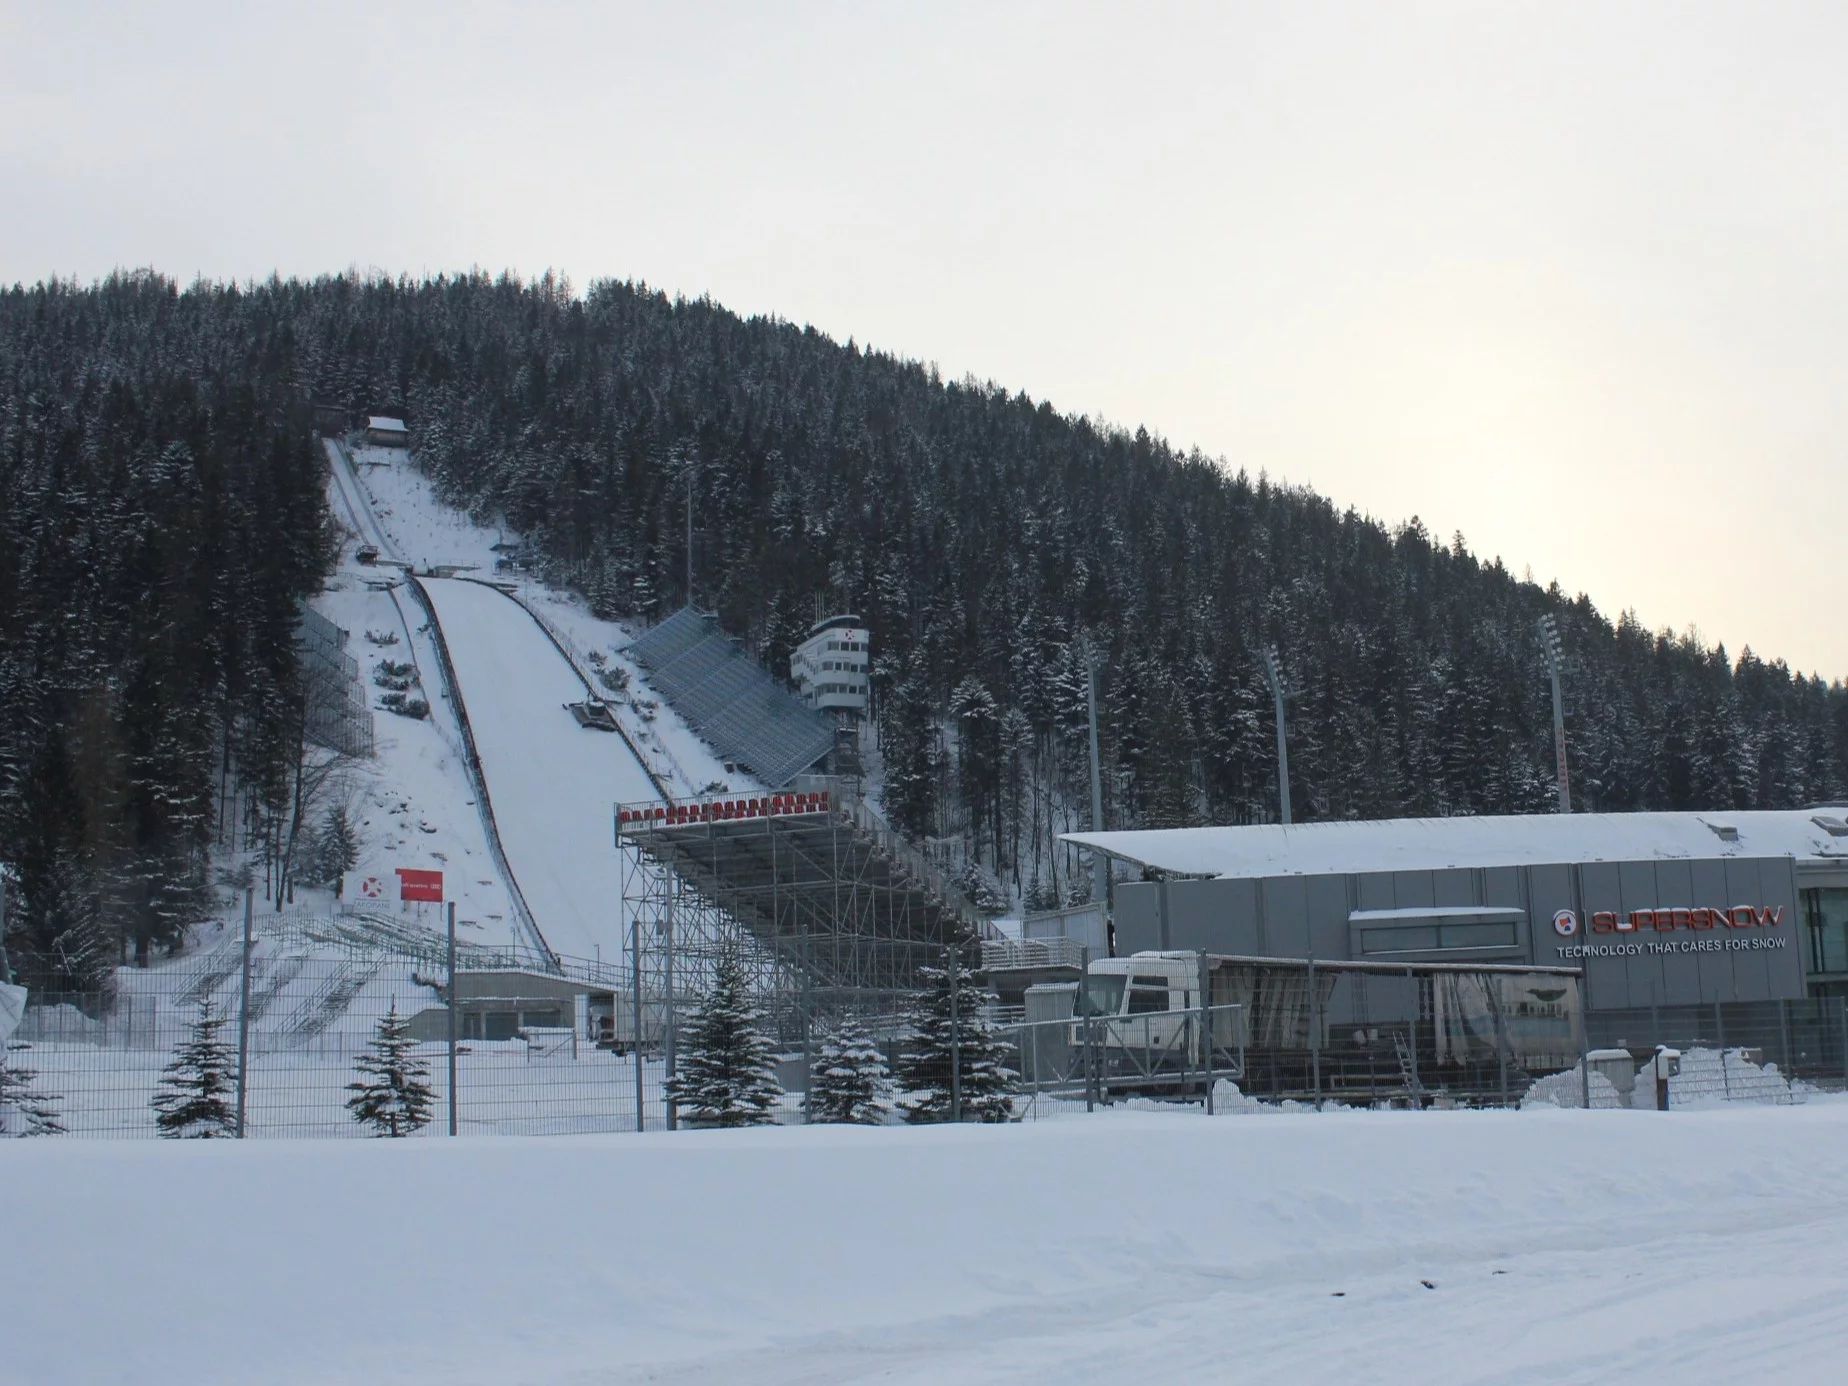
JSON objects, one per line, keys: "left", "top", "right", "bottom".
{"left": 627, "top": 605, "right": 837, "bottom": 788}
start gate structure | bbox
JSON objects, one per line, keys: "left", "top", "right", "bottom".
{"left": 616, "top": 784, "right": 997, "bottom": 1041}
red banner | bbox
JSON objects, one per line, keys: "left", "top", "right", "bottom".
{"left": 396, "top": 868, "right": 443, "bottom": 903}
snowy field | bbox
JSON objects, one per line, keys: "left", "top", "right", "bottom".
{"left": 8, "top": 1106, "right": 1848, "bottom": 1386}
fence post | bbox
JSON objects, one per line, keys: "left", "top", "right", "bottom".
{"left": 234, "top": 888, "right": 254, "bottom": 1138}
{"left": 948, "top": 941, "right": 962, "bottom": 1124}
{"left": 1715, "top": 1000, "right": 1729, "bottom": 1099}
{"left": 1780, "top": 998, "right": 1793, "bottom": 1076}
{"left": 1080, "top": 945, "right": 1094, "bottom": 1112}
{"left": 664, "top": 878, "right": 677, "bottom": 1132}
{"left": 1200, "top": 951, "right": 1215, "bottom": 1116}
{"left": 1839, "top": 999, "right": 1847, "bottom": 1092}
{"left": 446, "top": 900, "right": 458, "bottom": 1137}
{"left": 1308, "top": 955, "right": 1322, "bottom": 1111}
{"left": 631, "top": 915, "right": 645, "bottom": 1132}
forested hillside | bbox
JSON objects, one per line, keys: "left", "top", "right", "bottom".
{"left": 0, "top": 275, "right": 332, "bottom": 990}
{"left": 4, "top": 270, "right": 1845, "bottom": 977}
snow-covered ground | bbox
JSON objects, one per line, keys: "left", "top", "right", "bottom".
{"left": 7, "top": 1105, "right": 1847, "bottom": 1386}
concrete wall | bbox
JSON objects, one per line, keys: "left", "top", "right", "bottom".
{"left": 1114, "top": 854, "right": 1806, "bottom": 1009}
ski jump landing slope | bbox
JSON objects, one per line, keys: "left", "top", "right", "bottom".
{"left": 419, "top": 577, "right": 662, "bottom": 962}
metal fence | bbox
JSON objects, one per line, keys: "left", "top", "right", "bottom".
{"left": 7, "top": 955, "right": 678, "bottom": 1139}
{"left": 993, "top": 995, "right": 1848, "bottom": 1117}
{"left": 997, "top": 1004, "right": 1248, "bottom": 1119}
{"left": 10, "top": 918, "right": 1844, "bottom": 1136}
{"left": 1584, "top": 998, "right": 1848, "bottom": 1108}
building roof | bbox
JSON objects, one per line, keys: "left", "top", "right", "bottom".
{"left": 366, "top": 415, "right": 407, "bottom": 433}
{"left": 1064, "top": 810, "right": 1848, "bottom": 879}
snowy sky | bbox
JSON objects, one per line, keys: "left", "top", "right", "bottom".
{"left": 5, "top": 2, "right": 1846, "bottom": 677}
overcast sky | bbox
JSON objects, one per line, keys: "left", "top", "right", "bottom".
{"left": 4, "top": 2, "right": 1845, "bottom": 676}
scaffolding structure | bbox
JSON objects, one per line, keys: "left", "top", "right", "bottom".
{"left": 616, "top": 785, "right": 995, "bottom": 1044}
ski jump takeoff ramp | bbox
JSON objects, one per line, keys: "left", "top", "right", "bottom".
{"left": 418, "top": 577, "right": 662, "bottom": 962}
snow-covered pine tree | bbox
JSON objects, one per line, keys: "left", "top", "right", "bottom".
{"left": 151, "top": 1000, "right": 237, "bottom": 1138}
{"left": 804, "top": 1016, "right": 894, "bottom": 1125}
{"left": 346, "top": 1003, "right": 436, "bottom": 1137}
{"left": 0, "top": 1044, "right": 65, "bottom": 1136}
{"left": 665, "top": 947, "right": 782, "bottom": 1127}
{"left": 898, "top": 941, "right": 1016, "bottom": 1124}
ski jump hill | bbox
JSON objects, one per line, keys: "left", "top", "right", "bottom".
{"left": 323, "top": 435, "right": 986, "bottom": 985}
{"left": 414, "top": 575, "right": 661, "bottom": 962}
{"left": 325, "top": 435, "right": 683, "bottom": 964}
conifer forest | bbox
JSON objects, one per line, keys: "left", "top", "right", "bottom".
{"left": 5, "top": 270, "right": 1847, "bottom": 992}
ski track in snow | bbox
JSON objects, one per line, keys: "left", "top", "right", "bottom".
{"left": 8, "top": 1106, "right": 1848, "bottom": 1386}
{"left": 418, "top": 576, "right": 661, "bottom": 962}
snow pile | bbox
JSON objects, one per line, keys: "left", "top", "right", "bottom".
{"left": 1209, "top": 1077, "right": 1276, "bottom": 1113}
{"left": 1668, "top": 1046, "right": 1812, "bottom": 1108}
{"left": 1521, "top": 1064, "right": 1625, "bottom": 1110}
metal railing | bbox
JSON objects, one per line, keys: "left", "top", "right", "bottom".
{"left": 998, "top": 1004, "right": 1247, "bottom": 1118}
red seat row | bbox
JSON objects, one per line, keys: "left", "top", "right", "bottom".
{"left": 617, "top": 792, "right": 832, "bottom": 829}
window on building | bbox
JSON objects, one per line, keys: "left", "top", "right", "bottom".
{"left": 1804, "top": 888, "right": 1848, "bottom": 975}
{"left": 1354, "top": 913, "right": 1520, "bottom": 955}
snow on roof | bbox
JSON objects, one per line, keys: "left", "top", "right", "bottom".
{"left": 366, "top": 415, "right": 407, "bottom": 433}
{"left": 1064, "top": 810, "right": 1848, "bottom": 879}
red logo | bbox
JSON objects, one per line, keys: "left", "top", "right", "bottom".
{"left": 1553, "top": 909, "right": 1579, "bottom": 937}
{"left": 358, "top": 876, "right": 385, "bottom": 900}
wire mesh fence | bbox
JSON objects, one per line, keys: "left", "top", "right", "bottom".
{"left": 9, "top": 917, "right": 1846, "bottom": 1137}
{"left": 4, "top": 925, "right": 677, "bottom": 1138}
{"left": 1582, "top": 998, "right": 1848, "bottom": 1108}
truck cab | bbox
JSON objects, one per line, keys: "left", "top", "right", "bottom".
{"left": 1077, "top": 952, "right": 1207, "bottom": 1064}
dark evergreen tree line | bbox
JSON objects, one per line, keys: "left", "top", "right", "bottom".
{"left": 0, "top": 273, "right": 333, "bottom": 993}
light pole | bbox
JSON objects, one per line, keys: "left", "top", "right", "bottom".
{"left": 1082, "top": 635, "right": 1108, "bottom": 909}
{"left": 1260, "top": 646, "right": 1292, "bottom": 826}
{"left": 1538, "top": 615, "right": 1571, "bottom": 813}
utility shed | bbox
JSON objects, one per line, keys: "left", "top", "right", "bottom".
{"left": 365, "top": 415, "right": 409, "bottom": 447}
{"left": 1066, "top": 810, "right": 1848, "bottom": 1009}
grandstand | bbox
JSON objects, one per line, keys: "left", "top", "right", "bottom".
{"left": 627, "top": 606, "right": 836, "bottom": 787}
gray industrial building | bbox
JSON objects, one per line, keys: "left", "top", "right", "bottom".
{"left": 1067, "top": 810, "right": 1848, "bottom": 1011}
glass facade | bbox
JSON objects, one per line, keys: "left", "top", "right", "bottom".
{"left": 1803, "top": 887, "right": 1848, "bottom": 977}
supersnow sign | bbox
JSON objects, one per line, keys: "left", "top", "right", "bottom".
{"left": 1556, "top": 903, "right": 1791, "bottom": 960}
{"left": 1591, "top": 905, "right": 1783, "bottom": 933}
{"left": 396, "top": 868, "right": 443, "bottom": 903}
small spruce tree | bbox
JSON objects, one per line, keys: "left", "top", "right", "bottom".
{"left": 665, "top": 948, "right": 783, "bottom": 1127}
{"left": 804, "top": 1016, "right": 895, "bottom": 1125}
{"left": 312, "top": 805, "right": 361, "bottom": 890}
{"left": 346, "top": 1003, "right": 436, "bottom": 1137}
{"left": 152, "top": 1000, "right": 237, "bottom": 1138}
{"left": 898, "top": 943, "right": 1016, "bottom": 1124}
{"left": 0, "top": 1044, "right": 65, "bottom": 1136}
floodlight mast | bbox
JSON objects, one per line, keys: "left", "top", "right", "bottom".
{"left": 1538, "top": 615, "right": 1572, "bottom": 813}
{"left": 1082, "top": 635, "right": 1108, "bottom": 909}
{"left": 1260, "top": 646, "right": 1292, "bottom": 826}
